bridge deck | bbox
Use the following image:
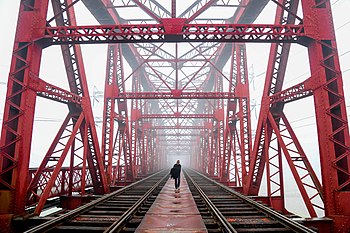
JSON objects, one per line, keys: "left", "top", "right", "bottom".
{"left": 135, "top": 175, "right": 207, "bottom": 232}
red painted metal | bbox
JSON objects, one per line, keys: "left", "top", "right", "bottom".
{"left": 0, "top": 2, "right": 49, "bottom": 231}
{"left": 132, "top": 0, "right": 162, "bottom": 22}
{"left": 139, "top": 113, "right": 216, "bottom": 119}
{"left": 102, "top": 45, "right": 117, "bottom": 185}
{"left": 43, "top": 23, "right": 304, "bottom": 44}
{"left": 0, "top": 0, "right": 109, "bottom": 220}
{"left": 28, "top": 76, "right": 82, "bottom": 104}
{"left": 102, "top": 44, "right": 134, "bottom": 185}
{"left": 221, "top": 42, "right": 252, "bottom": 186}
{"left": 0, "top": 0, "right": 349, "bottom": 232}
{"left": 28, "top": 167, "right": 93, "bottom": 197}
{"left": 51, "top": 0, "right": 109, "bottom": 199}
{"left": 301, "top": 1, "right": 350, "bottom": 231}
{"left": 152, "top": 126, "right": 208, "bottom": 130}
{"left": 32, "top": 113, "right": 85, "bottom": 214}
{"left": 245, "top": 0, "right": 300, "bottom": 213}
{"left": 268, "top": 112, "right": 323, "bottom": 217}
{"left": 270, "top": 79, "right": 313, "bottom": 104}
{"left": 112, "top": 91, "right": 237, "bottom": 99}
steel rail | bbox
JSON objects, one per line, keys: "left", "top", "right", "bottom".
{"left": 189, "top": 169, "right": 316, "bottom": 233}
{"left": 184, "top": 169, "right": 238, "bottom": 233}
{"left": 24, "top": 170, "right": 167, "bottom": 233}
{"left": 104, "top": 173, "right": 169, "bottom": 232}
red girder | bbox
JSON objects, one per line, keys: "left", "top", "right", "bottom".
{"left": 301, "top": 0, "right": 350, "bottom": 229}
{"left": 0, "top": 1, "right": 49, "bottom": 221}
{"left": 28, "top": 113, "right": 85, "bottom": 214}
{"left": 23, "top": 0, "right": 110, "bottom": 216}
{"left": 157, "top": 133, "right": 200, "bottom": 136}
{"left": 114, "top": 92, "right": 237, "bottom": 99}
{"left": 28, "top": 167, "right": 93, "bottom": 196}
{"left": 140, "top": 113, "right": 215, "bottom": 119}
{"left": 221, "top": 42, "right": 252, "bottom": 185}
{"left": 185, "top": 0, "right": 218, "bottom": 23}
{"left": 270, "top": 80, "right": 313, "bottom": 104}
{"left": 151, "top": 125, "right": 208, "bottom": 130}
{"left": 131, "top": 0, "right": 163, "bottom": 22}
{"left": 102, "top": 45, "right": 118, "bottom": 184}
{"left": 237, "top": 48, "right": 252, "bottom": 183}
{"left": 55, "top": 0, "right": 109, "bottom": 196}
{"left": 268, "top": 112, "right": 323, "bottom": 217}
{"left": 159, "top": 138, "right": 197, "bottom": 142}
{"left": 43, "top": 23, "right": 304, "bottom": 45}
{"left": 82, "top": 0, "right": 155, "bottom": 182}
{"left": 102, "top": 44, "right": 134, "bottom": 184}
{"left": 107, "top": 0, "right": 171, "bottom": 20}
{"left": 28, "top": 76, "right": 82, "bottom": 105}
{"left": 246, "top": 0, "right": 298, "bottom": 196}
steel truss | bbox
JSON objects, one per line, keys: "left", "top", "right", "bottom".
{"left": 0, "top": 0, "right": 349, "bottom": 232}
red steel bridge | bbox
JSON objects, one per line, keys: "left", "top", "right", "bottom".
{"left": 0, "top": 0, "right": 349, "bottom": 232}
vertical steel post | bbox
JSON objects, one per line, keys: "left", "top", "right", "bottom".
{"left": 301, "top": 0, "right": 350, "bottom": 230}
{"left": 0, "top": 1, "right": 49, "bottom": 229}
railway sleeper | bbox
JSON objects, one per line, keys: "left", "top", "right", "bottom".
{"left": 85, "top": 210, "right": 128, "bottom": 215}
{"left": 93, "top": 205, "right": 133, "bottom": 210}
{"left": 53, "top": 225, "right": 107, "bottom": 232}
{"left": 233, "top": 227, "right": 294, "bottom": 232}
{"left": 220, "top": 210, "right": 265, "bottom": 216}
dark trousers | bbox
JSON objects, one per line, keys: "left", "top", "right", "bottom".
{"left": 175, "top": 176, "right": 180, "bottom": 189}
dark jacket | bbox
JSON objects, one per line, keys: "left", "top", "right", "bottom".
{"left": 170, "top": 164, "right": 181, "bottom": 179}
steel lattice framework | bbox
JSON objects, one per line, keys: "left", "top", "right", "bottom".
{"left": 0, "top": 0, "right": 349, "bottom": 232}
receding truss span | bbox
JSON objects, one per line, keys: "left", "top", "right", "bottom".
{"left": 0, "top": 0, "right": 349, "bottom": 232}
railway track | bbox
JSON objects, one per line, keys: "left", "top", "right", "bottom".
{"left": 23, "top": 169, "right": 316, "bottom": 233}
{"left": 24, "top": 170, "right": 169, "bottom": 233}
{"left": 184, "top": 169, "right": 316, "bottom": 233}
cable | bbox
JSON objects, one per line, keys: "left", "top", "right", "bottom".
{"left": 33, "top": 119, "right": 63, "bottom": 122}
{"left": 0, "top": 114, "right": 64, "bottom": 123}
{"left": 339, "top": 50, "right": 350, "bottom": 57}
{"left": 343, "top": 68, "right": 350, "bottom": 73}
{"left": 336, "top": 19, "right": 350, "bottom": 31}
{"left": 331, "top": 0, "right": 342, "bottom": 5}
{"left": 293, "top": 122, "right": 315, "bottom": 129}
{"left": 290, "top": 115, "right": 314, "bottom": 124}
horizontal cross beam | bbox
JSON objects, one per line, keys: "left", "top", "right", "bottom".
{"left": 140, "top": 113, "right": 215, "bottom": 119}
{"left": 42, "top": 23, "right": 305, "bottom": 45}
{"left": 115, "top": 91, "right": 238, "bottom": 99}
{"left": 151, "top": 125, "right": 208, "bottom": 129}
{"left": 270, "top": 80, "right": 312, "bottom": 104}
{"left": 28, "top": 76, "right": 82, "bottom": 105}
{"left": 156, "top": 133, "right": 201, "bottom": 136}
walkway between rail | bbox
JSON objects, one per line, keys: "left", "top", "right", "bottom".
{"left": 135, "top": 175, "right": 207, "bottom": 232}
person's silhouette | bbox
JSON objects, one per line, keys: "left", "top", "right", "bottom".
{"left": 171, "top": 160, "right": 181, "bottom": 192}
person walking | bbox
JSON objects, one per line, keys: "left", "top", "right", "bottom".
{"left": 170, "top": 160, "right": 181, "bottom": 193}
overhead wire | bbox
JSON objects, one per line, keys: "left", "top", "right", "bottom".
{"left": 249, "top": 1, "right": 350, "bottom": 110}
{"left": 336, "top": 19, "right": 350, "bottom": 30}
{"left": 0, "top": 113, "right": 64, "bottom": 123}
{"left": 331, "top": 0, "right": 342, "bottom": 5}
{"left": 251, "top": 0, "right": 350, "bottom": 85}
